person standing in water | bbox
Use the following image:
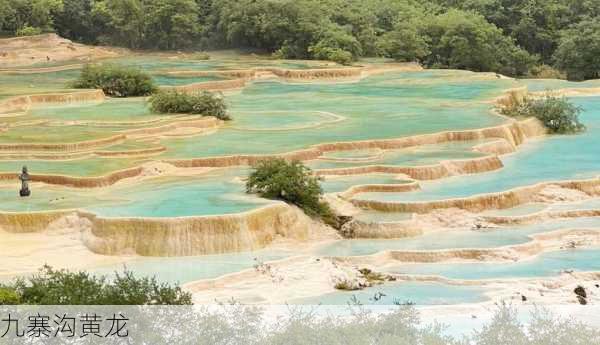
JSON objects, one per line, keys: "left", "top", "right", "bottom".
{"left": 19, "top": 166, "right": 30, "bottom": 197}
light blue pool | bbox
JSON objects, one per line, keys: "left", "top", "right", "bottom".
{"left": 0, "top": 168, "right": 271, "bottom": 217}
{"left": 317, "top": 217, "right": 600, "bottom": 257}
{"left": 158, "top": 71, "right": 513, "bottom": 158}
{"left": 388, "top": 247, "right": 600, "bottom": 280}
{"left": 353, "top": 97, "right": 600, "bottom": 203}
{"left": 91, "top": 249, "right": 293, "bottom": 285}
{"left": 291, "top": 281, "right": 488, "bottom": 305}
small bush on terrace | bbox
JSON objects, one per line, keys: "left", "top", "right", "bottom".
{"left": 15, "top": 26, "right": 43, "bottom": 37}
{"left": 0, "top": 265, "right": 191, "bottom": 305}
{"left": 246, "top": 159, "right": 337, "bottom": 226}
{"left": 149, "top": 90, "right": 230, "bottom": 120}
{"left": 499, "top": 93, "right": 585, "bottom": 134}
{"left": 72, "top": 64, "right": 157, "bottom": 97}
{"left": 0, "top": 287, "right": 21, "bottom": 305}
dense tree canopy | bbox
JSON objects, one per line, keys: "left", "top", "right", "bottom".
{"left": 1, "top": 0, "right": 600, "bottom": 79}
{"left": 553, "top": 18, "right": 600, "bottom": 81}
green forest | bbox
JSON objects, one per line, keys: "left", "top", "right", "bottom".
{"left": 1, "top": 0, "right": 600, "bottom": 80}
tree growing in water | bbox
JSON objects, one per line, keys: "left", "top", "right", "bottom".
{"left": 246, "top": 159, "right": 338, "bottom": 227}
{"left": 72, "top": 63, "right": 156, "bottom": 97}
{"left": 500, "top": 92, "right": 585, "bottom": 134}
{"left": 149, "top": 90, "right": 230, "bottom": 120}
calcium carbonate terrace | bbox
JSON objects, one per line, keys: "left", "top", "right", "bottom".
{"left": 3, "top": 53, "right": 600, "bottom": 307}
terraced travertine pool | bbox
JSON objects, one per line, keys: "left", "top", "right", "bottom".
{"left": 0, "top": 54, "right": 339, "bottom": 100}
{"left": 4, "top": 58, "right": 600, "bottom": 307}
{"left": 0, "top": 168, "right": 271, "bottom": 216}
{"left": 0, "top": 157, "right": 148, "bottom": 178}
{"left": 317, "top": 217, "right": 600, "bottom": 257}
{"left": 307, "top": 140, "right": 490, "bottom": 171}
{"left": 291, "top": 281, "right": 489, "bottom": 305}
{"left": 353, "top": 96, "right": 600, "bottom": 203}
{"left": 91, "top": 249, "right": 293, "bottom": 285}
{"left": 158, "top": 73, "right": 512, "bottom": 158}
{"left": 387, "top": 247, "right": 600, "bottom": 280}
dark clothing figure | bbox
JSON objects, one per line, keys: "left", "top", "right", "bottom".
{"left": 19, "top": 166, "right": 30, "bottom": 197}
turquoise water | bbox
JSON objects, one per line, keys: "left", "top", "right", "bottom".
{"left": 0, "top": 169, "right": 270, "bottom": 217}
{"left": 0, "top": 157, "right": 148, "bottom": 177}
{"left": 229, "top": 110, "right": 337, "bottom": 131}
{"left": 521, "top": 78, "right": 600, "bottom": 92}
{"left": 353, "top": 211, "right": 414, "bottom": 223}
{"left": 317, "top": 217, "right": 600, "bottom": 257}
{"left": 320, "top": 174, "right": 411, "bottom": 193}
{"left": 103, "top": 55, "right": 330, "bottom": 73}
{"left": 546, "top": 198, "right": 600, "bottom": 212}
{"left": 389, "top": 247, "right": 600, "bottom": 280}
{"left": 308, "top": 141, "right": 487, "bottom": 170}
{"left": 291, "top": 282, "right": 488, "bottom": 305}
{"left": 158, "top": 71, "right": 512, "bottom": 158}
{"left": 320, "top": 148, "right": 383, "bottom": 160}
{"left": 481, "top": 203, "right": 548, "bottom": 217}
{"left": 151, "top": 74, "right": 225, "bottom": 86}
{"left": 92, "top": 249, "right": 292, "bottom": 285}
{"left": 354, "top": 97, "right": 600, "bottom": 203}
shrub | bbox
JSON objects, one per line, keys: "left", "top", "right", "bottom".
{"left": 149, "top": 90, "right": 230, "bottom": 120}
{"left": 0, "top": 286, "right": 21, "bottom": 305}
{"left": 334, "top": 280, "right": 359, "bottom": 291}
{"left": 16, "top": 26, "right": 43, "bottom": 37}
{"left": 4, "top": 265, "right": 191, "bottom": 305}
{"left": 309, "top": 45, "right": 354, "bottom": 65}
{"left": 528, "top": 64, "right": 566, "bottom": 79}
{"left": 500, "top": 93, "right": 585, "bottom": 134}
{"left": 246, "top": 159, "right": 337, "bottom": 225}
{"left": 191, "top": 52, "right": 210, "bottom": 60}
{"left": 72, "top": 64, "right": 157, "bottom": 97}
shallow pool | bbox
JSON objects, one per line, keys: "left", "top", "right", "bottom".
{"left": 158, "top": 71, "right": 512, "bottom": 158}
{"left": 308, "top": 141, "right": 488, "bottom": 171}
{"left": 320, "top": 174, "right": 412, "bottom": 193}
{"left": 317, "top": 217, "right": 600, "bottom": 257}
{"left": 353, "top": 97, "right": 600, "bottom": 203}
{"left": 291, "top": 281, "right": 488, "bottom": 305}
{"left": 92, "top": 249, "right": 293, "bottom": 285}
{"left": 388, "top": 247, "right": 600, "bottom": 280}
{"left": 0, "top": 168, "right": 271, "bottom": 217}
